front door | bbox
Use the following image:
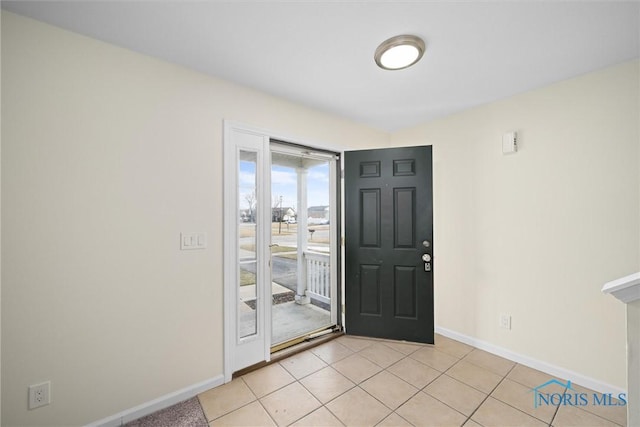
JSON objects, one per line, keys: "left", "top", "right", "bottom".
{"left": 344, "top": 146, "right": 434, "bottom": 343}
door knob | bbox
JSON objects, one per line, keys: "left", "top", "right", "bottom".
{"left": 422, "top": 254, "right": 431, "bottom": 262}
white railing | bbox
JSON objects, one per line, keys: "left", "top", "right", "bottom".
{"left": 305, "top": 250, "right": 330, "bottom": 304}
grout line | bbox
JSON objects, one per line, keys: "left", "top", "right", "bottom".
{"left": 327, "top": 339, "right": 421, "bottom": 425}
{"left": 389, "top": 411, "right": 415, "bottom": 427}
{"left": 255, "top": 396, "right": 278, "bottom": 426}
{"left": 386, "top": 346, "right": 470, "bottom": 422}
{"left": 462, "top": 361, "right": 517, "bottom": 425}
{"left": 548, "top": 385, "right": 567, "bottom": 427}
{"left": 321, "top": 398, "right": 348, "bottom": 427}
{"left": 212, "top": 377, "right": 262, "bottom": 423}
{"left": 550, "top": 400, "right": 625, "bottom": 427}
{"left": 458, "top": 352, "right": 517, "bottom": 378}
{"left": 294, "top": 362, "right": 357, "bottom": 421}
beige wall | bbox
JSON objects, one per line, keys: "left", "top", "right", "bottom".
{"left": 0, "top": 12, "right": 388, "bottom": 426}
{"left": 392, "top": 60, "right": 640, "bottom": 390}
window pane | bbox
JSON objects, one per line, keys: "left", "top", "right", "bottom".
{"left": 239, "top": 150, "right": 257, "bottom": 338}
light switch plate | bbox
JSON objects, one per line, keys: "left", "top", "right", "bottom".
{"left": 502, "top": 131, "right": 518, "bottom": 154}
{"left": 181, "top": 232, "right": 207, "bottom": 250}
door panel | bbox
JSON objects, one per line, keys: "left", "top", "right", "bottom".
{"left": 224, "top": 124, "right": 271, "bottom": 381}
{"left": 360, "top": 190, "right": 381, "bottom": 247}
{"left": 394, "top": 266, "right": 417, "bottom": 318}
{"left": 360, "top": 264, "right": 381, "bottom": 315}
{"left": 345, "top": 146, "right": 433, "bottom": 344}
{"left": 394, "top": 188, "right": 415, "bottom": 248}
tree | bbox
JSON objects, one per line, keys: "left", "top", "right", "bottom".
{"left": 244, "top": 191, "right": 256, "bottom": 222}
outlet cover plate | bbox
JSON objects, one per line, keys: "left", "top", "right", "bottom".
{"left": 28, "top": 381, "right": 51, "bottom": 410}
{"left": 500, "top": 314, "right": 512, "bottom": 330}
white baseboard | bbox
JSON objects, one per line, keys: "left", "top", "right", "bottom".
{"left": 435, "top": 326, "right": 626, "bottom": 397}
{"left": 85, "top": 375, "right": 224, "bottom": 427}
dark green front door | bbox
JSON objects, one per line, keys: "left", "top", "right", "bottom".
{"left": 345, "top": 146, "right": 434, "bottom": 343}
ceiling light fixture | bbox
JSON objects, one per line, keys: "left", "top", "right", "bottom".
{"left": 374, "top": 34, "right": 425, "bottom": 70}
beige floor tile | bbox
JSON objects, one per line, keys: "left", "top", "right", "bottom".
{"left": 462, "top": 349, "right": 516, "bottom": 376}
{"left": 569, "top": 384, "right": 627, "bottom": 426}
{"left": 337, "top": 335, "right": 377, "bottom": 352}
{"left": 434, "top": 335, "right": 474, "bottom": 359}
{"left": 376, "top": 412, "right": 413, "bottom": 426}
{"left": 424, "top": 374, "right": 487, "bottom": 416}
{"left": 360, "top": 370, "right": 419, "bottom": 410}
{"left": 299, "top": 366, "right": 355, "bottom": 404}
{"left": 290, "top": 406, "right": 344, "bottom": 427}
{"left": 241, "top": 363, "right": 296, "bottom": 398}
{"left": 553, "top": 404, "right": 621, "bottom": 427}
{"left": 409, "top": 346, "right": 460, "bottom": 372}
{"left": 491, "top": 378, "right": 558, "bottom": 423}
{"left": 279, "top": 350, "right": 327, "bottom": 380}
{"left": 396, "top": 391, "right": 467, "bottom": 427}
{"left": 310, "top": 340, "right": 354, "bottom": 364}
{"left": 358, "top": 342, "right": 406, "bottom": 368}
{"left": 387, "top": 357, "right": 442, "bottom": 389}
{"left": 445, "top": 360, "right": 503, "bottom": 394}
{"left": 471, "top": 397, "right": 547, "bottom": 427}
{"left": 209, "top": 401, "right": 276, "bottom": 426}
{"left": 325, "top": 387, "right": 391, "bottom": 426}
{"left": 260, "top": 382, "right": 321, "bottom": 426}
{"left": 332, "top": 353, "right": 383, "bottom": 384}
{"left": 198, "top": 379, "right": 256, "bottom": 421}
{"left": 159, "top": 337, "right": 637, "bottom": 427}
{"left": 380, "top": 340, "right": 423, "bottom": 355}
{"left": 507, "top": 364, "right": 564, "bottom": 389}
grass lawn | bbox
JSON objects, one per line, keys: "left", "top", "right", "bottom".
{"left": 240, "top": 268, "right": 256, "bottom": 286}
{"left": 240, "top": 244, "right": 296, "bottom": 253}
{"left": 239, "top": 223, "right": 300, "bottom": 237}
{"left": 275, "top": 253, "right": 298, "bottom": 261}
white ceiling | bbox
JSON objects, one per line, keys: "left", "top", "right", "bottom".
{"left": 3, "top": 1, "right": 639, "bottom": 132}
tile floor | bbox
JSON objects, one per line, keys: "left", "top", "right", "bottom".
{"left": 198, "top": 335, "right": 627, "bottom": 426}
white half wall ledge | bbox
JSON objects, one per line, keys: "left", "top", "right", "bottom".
{"left": 602, "top": 272, "right": 640, "bottom": 304}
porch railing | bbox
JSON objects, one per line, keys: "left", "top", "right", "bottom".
{"left": 305, "top": 250, "right": 330, "bottom": 304}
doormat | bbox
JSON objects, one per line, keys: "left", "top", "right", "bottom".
{"left": 244, "top": 291, "right": 295, "bottom": 310}
{"left": 124, "top": 397, "right": 207, "bottom": 427}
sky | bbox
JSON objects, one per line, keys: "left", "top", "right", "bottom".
{"left": 239, "top": 161, "right": 330, "bottom": 213}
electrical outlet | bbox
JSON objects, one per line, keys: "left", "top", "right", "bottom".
{"left": 500, "top": 313, "right": 512, "bottom": 330}
{"left": 28, "top": 381, "right": 51, "bottom": 410}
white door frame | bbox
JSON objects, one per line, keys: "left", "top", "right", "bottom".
{"left": 223, "top": 120, "right": 342, "bottom": 382}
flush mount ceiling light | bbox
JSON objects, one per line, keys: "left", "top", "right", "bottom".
{"left": 374, "top": 34, "right": 425, "bottom": 70}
